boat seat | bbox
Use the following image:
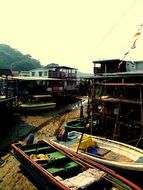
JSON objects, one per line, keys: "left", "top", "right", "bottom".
{"left": 97, "top": 148, "right": 111, "bottom": 156}
{"left": 63, "top": 161, "right": 79, "bottom": 171}
{"left": 47, "top": 161, "right": 79, "bottom": 176}
{"left": 47, "top": 166, "right": 65, "bottom": 175}
{"left": 36, "top": 146, "right": 52, "bottom": 153}
{"left": 46, "top": 151, "right": 67, "bottom": 163}
{"left": 24, "top": 146, "right": 52, "bottom": 154}
{"left": 87, "top": 147, "right": 111, "bottom": 158}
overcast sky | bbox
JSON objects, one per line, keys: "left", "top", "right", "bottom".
{"left": 0, "top": 0, "right": 143, "bottom": 73}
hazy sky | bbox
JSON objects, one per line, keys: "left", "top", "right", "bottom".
{"left": 0, "top": 0, "right": 143, "bottom": 73}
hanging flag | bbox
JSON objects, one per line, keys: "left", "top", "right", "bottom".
{"left": 131, "top": 39, "right": 137, "bottom": 49}
{"left": 120, "top": 23, "right": 143, "bottom": 61}
{"left": 137, "top": 23, "right": 143, "bottom": 31}
{"left": 134, "top": 32, "right": 141, "bottom": 37}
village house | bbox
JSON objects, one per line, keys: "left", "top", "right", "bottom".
{"left": 93, "top": 59, "right": 143, "bottom": 75}
{"left": 16, "top": 64, "right": 78, "bottom": 96}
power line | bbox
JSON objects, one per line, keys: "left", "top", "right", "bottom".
{"left": 95, "top": 0, "right": 137, "bottom": 50}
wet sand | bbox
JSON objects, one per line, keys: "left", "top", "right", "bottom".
{"left": 1, "top": 98, "right": 142, "bottom": 190}
{"left": 0, "top": 100, "right": 88, "bottom": 190}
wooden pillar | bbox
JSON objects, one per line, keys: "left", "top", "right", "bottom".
{"left": 80, "top": 105, "right": 83, "bottom": 118}
{"left": 139, "top": 86, "right": 143, "bottom": 122}
{"left": 90, "top": 79, "right": 95, "bottom": 135}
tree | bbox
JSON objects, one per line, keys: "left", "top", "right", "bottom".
{"left": 0, "top": 44, "right": 42, "bottom": 71}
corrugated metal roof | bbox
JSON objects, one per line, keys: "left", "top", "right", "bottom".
{"left": 93, "top": 71, "right": 143, "bottom": 79}
{"left": 93, "top": 59, "right": 120, "bottom": 63}
{"left": 11, "top": 76, "right": 63, "bottom": 81}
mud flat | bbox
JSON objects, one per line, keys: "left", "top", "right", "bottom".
{"left": 0, "top": 100, "right": 88, "bottom": 190}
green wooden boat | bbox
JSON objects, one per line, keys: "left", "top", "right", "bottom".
{"left": 64, "top": 114, "right": 101, "bottom": 134}
{"left": 11, "top": 140, "right": 141, "bottom": 190}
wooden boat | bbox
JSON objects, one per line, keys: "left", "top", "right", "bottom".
{"left": 11, "top": 140, "right": 141, "bottom": 190}
{"left": 64, "top": 114, "right": 100, "bottom": 134}
{"left": 18, "top": 102, "right": 56, "bottom": 111}
{"left": 0, "top": 95, "right": 6, "bottom": 100}
{"left": 18, "top": 94, "right": 56, "bottom": 112}
{"left": 51, "top": 131, "right": 143, "bottom": 173}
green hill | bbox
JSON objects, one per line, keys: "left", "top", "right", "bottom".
{"left": 0, "top": 44, "right": 41, "bottom": 71}
{"left": 0, "top": 44, "right": 94, "bottom": 76}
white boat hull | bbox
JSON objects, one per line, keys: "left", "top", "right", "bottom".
{"left": 51, "top": 131, "right": 143, "bottom": 172}
{"left": 19, "top": 102, "right": 56, "bottom": 111}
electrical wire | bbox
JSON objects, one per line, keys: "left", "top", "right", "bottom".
{"left": 94, "top": 0, "right": 137, "bottom": 50}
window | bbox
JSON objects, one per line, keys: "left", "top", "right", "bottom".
{"left": 39, "top": 71, "right": 42, "bottom": 76}
{"left": 32, "top": 72, "right": 35, "bottom": 76}
{"left": 95, "top": 63, "right": 101, "bottom": 68}
{"left": 44, "top": 71, "right": 47, "bottom": 76}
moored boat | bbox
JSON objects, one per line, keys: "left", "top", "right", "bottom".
{"left": 51, "top": 131, "right": 143, "bottom": 173}
{"left": 18, "top": 102, "right": 56, "bottom": 111}
{"left": 11, "top": 140, "right": 141, "bottom": 190}
{"left": 64, "top": 113, "right": 101, "bottom": 134}
{"left": 18, "top": 94, "right": 56, "bottom": 112}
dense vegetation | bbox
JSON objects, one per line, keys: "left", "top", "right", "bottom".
{"left": 0, "top": 44, "right": 42, "bottom": 71}
{"left": 0, "top": 44, "right": 93, "bottom": 77}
